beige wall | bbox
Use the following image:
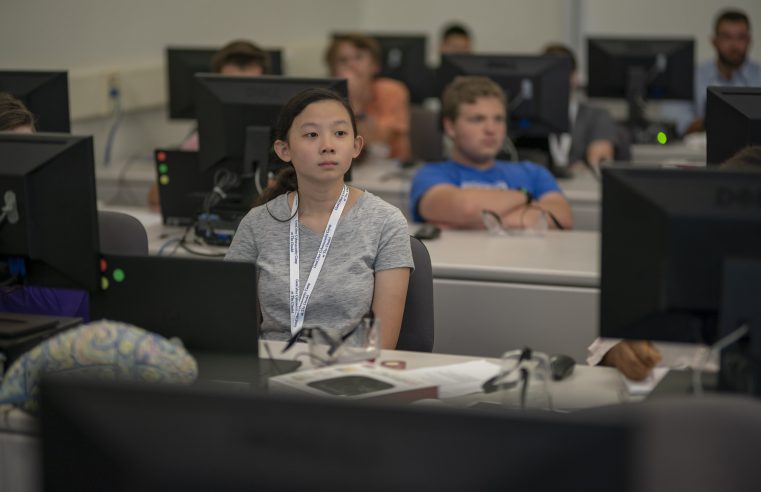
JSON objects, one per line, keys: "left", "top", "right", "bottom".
{"left": 2, "top": 0, "right": 759, "bottom": 166}
{"left": 358, "top": 0, "right": 567, "bottom": 63}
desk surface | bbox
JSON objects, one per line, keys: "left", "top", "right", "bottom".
{"left": 420, "top": 229, "right": 599, "bottom": 288}
{"left": 265, "top": 340, "right": 631, "bottom": 411}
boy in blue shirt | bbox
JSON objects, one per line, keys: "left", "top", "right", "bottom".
{"left": 410, "top": 76, "right": 573, "bottom": 229}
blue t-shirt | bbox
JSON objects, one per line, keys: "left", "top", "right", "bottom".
{"left": 409, "top": 160, "right": 562, "bottom": 223}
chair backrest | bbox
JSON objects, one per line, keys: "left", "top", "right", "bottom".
{"left": 97, "top": 211, "right": 149, "bottom": 256}
{"left": 614, "top": 123, "right": 632, "bottom": 162}
{"left": 396, "top": 236, "right": 434, "bottom": 352}
{"left": 409, "top": 105, "right": 443, "bottom": 163}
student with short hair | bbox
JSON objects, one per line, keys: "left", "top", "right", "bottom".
{"left": 210, "top": 39, "right": 270, "bottom": 76}
{"left": 663, "top": 9, "right": 761, "bottom": 135}
{"left": 225, "top": 88, "right": 413, "bottom": 348}
{"left": 439, "top": 23, "right": 472, "bottom": 55}
{"left": 325, "top": 33, "right": 411, "bottom": 161}
{"left": 0, "top": 92, "right": 35, "bottom": 133}
{"left": 409, "top": 76, "right": 573, "bottom": 230}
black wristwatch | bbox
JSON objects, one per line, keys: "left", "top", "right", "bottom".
{"left": 519, "top": 188, "right": 533, "bottom": 205}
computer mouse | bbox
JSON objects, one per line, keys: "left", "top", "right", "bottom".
{"left": 413, "top": 224, "right": 441, "bottom": 240}
{"left": 549, "top": 354, "right": 576, "bottom": 381}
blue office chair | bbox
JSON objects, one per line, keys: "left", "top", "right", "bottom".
{"left": 396, "top": 236, "right": 434, "bottom": 352}
{"left": 98, "top": 211, "right": 148, "bottom": 256}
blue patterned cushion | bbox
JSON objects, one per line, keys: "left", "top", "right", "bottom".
{"left": 0, "top": 319, "right": 198, "bottom": 413}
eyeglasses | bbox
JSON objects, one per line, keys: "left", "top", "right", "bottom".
{"left": 482, "top": 347, "right": 555, "bottom": 411}
{"left": 481, "top": 208, "right": 549, "bottom": 236}
{"left": 282, "top": 313, "right": 380, "bottom": 367}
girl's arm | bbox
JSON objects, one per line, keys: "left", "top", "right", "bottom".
{"left": 372, "top": 267, "right": 411, "bottom": 349}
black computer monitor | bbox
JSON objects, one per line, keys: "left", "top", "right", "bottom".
{"left": 165, "top": 46, "right": 284, "bottom": 120}
{"left": 706, "top": 86, "right": 761, "bottom": 165}
{"left": 88, "top": 254, "right": 301, "bottom": 383}
{"left": 439, "top": 54, "right": 572, "bottom": 138}
{"left": 193, "top": 74, "right": 347, "bottom": 216}
{"left": 0, "top": 134, "right": 99, "bottom": 292}
{"left": 586, "top": 37, "right": 694, "bottom": 128}
{"left": 600, "top": 167, "right": 761, "bottom": 392}
{"left": 374, "top": 35, "right": 430, "bottom": 103}
{"left": 41, "top": 378, "right": 634, "bottom": 492}
{"left": 0, "top": 71, "right": 70, "bottom": 132}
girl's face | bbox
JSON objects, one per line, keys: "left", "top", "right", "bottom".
{"left": 274, "top": 100, "right": 363, "bottom": 185}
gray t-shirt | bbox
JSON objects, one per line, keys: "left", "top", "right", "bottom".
{"left": 225, "top": 191, "right": 414, "bottom": 341}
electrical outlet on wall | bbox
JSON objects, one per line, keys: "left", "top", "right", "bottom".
{"left": 68, "top": 64, "right": 165, "bottom": 121}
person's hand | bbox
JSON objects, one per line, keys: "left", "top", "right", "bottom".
{"left": 602, "top": 340, "right": 662, "bottom": 381}
{"left": 685, "top": 117, "right": 705, "bottom": 135}
{"left": 586, "top": 140, "right": 614, "bottom": 167}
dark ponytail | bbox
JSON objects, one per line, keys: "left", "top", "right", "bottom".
{"left": 256, "top": 87, "right": 358, "bottom": 216}
{"left": 256, "top": 166, "right": 298, "bottom": 207}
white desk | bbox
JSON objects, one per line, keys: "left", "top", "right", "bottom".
{"left": 421, "top": 229, "right": 599, "bottom": 362}
{"left": 266, "top": 340, "right": 629, "bottom": 411}
{"left": 631, "top": 142, "right": 706, "bottom": 166}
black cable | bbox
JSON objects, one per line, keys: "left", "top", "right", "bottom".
{"left": 521, "top": 205, "right": 565, "bottom": 231}
{"left": 178, "top": 242, "right": 226, "bottom": 258}
{"left": 197, "top": 169, "right": 241, "bottom": 245}
{"left": 261, "top": 339, "right": 287, "bottom": 379}
{"left": 519, "top": 367, "right": 530, "bottom": 410}
{"left": 265, "top": 193, "right": 299, "bottom": 223}
{"left": 546, "top": 211, "right": 565, "bottom": 230}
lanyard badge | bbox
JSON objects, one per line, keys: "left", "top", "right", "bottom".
{"left": 288, "top": 184, "right": 350, "bottom": 335}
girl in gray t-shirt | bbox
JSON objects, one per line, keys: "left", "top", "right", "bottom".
{"left": 225, "top": 88, "right": 413, "bottom": 348}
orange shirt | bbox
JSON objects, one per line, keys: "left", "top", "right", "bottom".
{"left": 364, "top": 78, "right": 411, "bottom": 161}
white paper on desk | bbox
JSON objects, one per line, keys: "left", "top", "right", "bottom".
{"left": 624, "top": 367, "right": 670, "bottom": 396}
{"left": 404, "top": 360, "right": 501, "bottom": 399}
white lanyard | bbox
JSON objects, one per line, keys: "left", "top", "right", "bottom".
{"left": 289, "top": 184, "right": 350, "bottom": 335}
{"left": 548, "top": 133, "right": 573, "bottom": 167}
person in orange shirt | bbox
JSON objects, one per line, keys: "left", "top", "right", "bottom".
{"left": 325, "top": 33, "right": 411, "bottom": 162}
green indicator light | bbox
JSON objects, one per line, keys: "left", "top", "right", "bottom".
{"left": 113, "top": 268, "right": 126, "bottom": 282}
{"left": 657, "top": 132, "right": 668, "bottom": 145}
{"left": 158, "top": 163, "right": 169, "bottom": 174}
